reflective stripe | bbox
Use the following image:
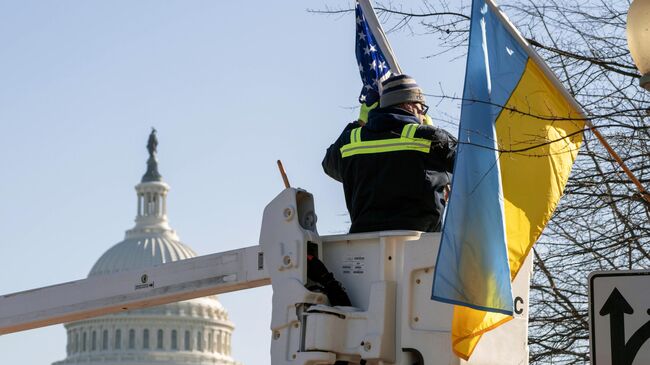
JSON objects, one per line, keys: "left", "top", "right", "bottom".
{"left": 408, "top": 124, "right": 417, "bottom": 138}
{"left": 351, "top": 127, "right": 362, "bottom": 143}
{"left": 401, "top": 124, "right": 417, "bottom": 138}
{"left": 341, "top": 140, "right": 431, "bottom": 157}
{"left": 340, "top": 124, "right": 431, "bottom": 158}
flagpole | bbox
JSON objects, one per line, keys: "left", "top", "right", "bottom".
{"left": 586, "top": 125, "right": 650, "bottom": 203}
{"left": 357, "top": 0, "right": 403, "bottom": 75}
{"left": 487, "top": 0, "right": 650, "bottom": 204}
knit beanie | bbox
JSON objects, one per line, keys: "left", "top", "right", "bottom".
{"left": 380, "top": 74, "right": 426, "bottom": 108}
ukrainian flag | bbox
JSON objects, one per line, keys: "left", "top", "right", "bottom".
{"left": 431, "top": 0, "right": 584, "bottom": 359}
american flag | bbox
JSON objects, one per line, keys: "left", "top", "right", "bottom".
{"left": 355, "top": 1, "right": 393, "bottom": 103}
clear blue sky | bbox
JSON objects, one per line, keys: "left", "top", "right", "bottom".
{"left": 0, "top": 1, "right": 464, "bottom": 364}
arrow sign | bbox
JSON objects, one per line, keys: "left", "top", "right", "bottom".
{"left": 598, "top": 287, "right": 650, "bottom": 365}
{"left": 590, "top": 271, "right": 650, "bottom": 365}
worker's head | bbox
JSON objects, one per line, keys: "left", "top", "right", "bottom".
{"left": 380, "top": 74, "right": 428, "bottom": 123}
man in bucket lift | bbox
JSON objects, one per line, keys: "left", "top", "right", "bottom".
{"left": 323, "top": 74, "right": 457, "bottom": 233}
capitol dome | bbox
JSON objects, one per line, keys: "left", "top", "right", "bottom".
{"left": 53, "top": 130, "right": 240, "bottom": 365}
{"left": 88, "top": 221, "right": 196, "bottom": 278}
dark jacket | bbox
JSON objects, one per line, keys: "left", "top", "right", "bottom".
{"left": 322, "top": 106, "right": 457, "bottom": 233}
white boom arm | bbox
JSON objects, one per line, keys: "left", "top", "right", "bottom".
{"left": 0, "top": 245, "right": 269, "bottom": 335}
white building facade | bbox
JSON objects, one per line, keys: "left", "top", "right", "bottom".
{"left": 53, "top": 133, "right": 241, "bottom": 365}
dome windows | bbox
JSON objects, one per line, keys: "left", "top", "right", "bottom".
{"left": 114, "top": 329, "right": 122, "bottom": 350}
{"left": 197, "top": 331, "right": 203, "bottom": 352}
{"left": 128, "top": 329, "right": 136, "bottom": 349}
{"left": 91, "top": 331, "right": 97, "bottom": 351}
{"left": 157, "top": 329, "right": 164, "bottom": 350}
{"left": 102, "top": 330, "right": 108, "bottom": 350}
{"left": 184, "top": 330, "right": 191, "bottom": 351}
{"left": 171, "top": 329, "right": 178, "bottom": 350}
{"left": 143, "top": 329, "right": 150, "bottom": 349}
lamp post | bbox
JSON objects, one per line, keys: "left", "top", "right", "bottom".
{"left": 627, "top": 0, "right": 650, "bottom": 90}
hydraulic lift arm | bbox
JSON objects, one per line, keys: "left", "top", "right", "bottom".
{"left": 0, "top": 245, "right": 269, "bottom": 335}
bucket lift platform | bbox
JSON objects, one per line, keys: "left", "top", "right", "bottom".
{"left": 262, "top": 188, "right": 532, "bottom": 365}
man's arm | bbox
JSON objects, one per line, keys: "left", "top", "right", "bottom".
{"left": 322, "top": 143, "right": 343, "bottom": 182}
{"left": 419, "top": 126, "right": 457, "bottom": 172}
{"left": 322, "top": 122, "right": 360, "bottom": 182}
{"left": 438, "top": 129, "right": 457, "bottom": 172}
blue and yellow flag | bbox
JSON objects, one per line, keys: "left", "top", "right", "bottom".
{"left": 431, "top": 0, "right": 584, "bottom": 359}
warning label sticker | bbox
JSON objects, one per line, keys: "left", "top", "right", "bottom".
{"left": 342, "top": 256, "right": 366, "bottom": 274}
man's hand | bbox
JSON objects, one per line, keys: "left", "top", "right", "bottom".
{"left": 358, "top": 89, "right": 380, "bottom": 125}
{"left": 358, "top": 101, "right": 378, "bottom": 125}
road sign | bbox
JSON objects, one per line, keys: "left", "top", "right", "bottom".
{"left": 589, "top": 270, "right": 650, "bottom": 365}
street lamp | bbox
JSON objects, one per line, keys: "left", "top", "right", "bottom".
{"left": 627, "top": 0, "right": 650, "bottom": 90}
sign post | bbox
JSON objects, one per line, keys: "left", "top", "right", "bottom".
{"left": 589, "top": 270, "right": 650, "bottom": 365}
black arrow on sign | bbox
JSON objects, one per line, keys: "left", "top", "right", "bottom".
{"left": 600, "top": 288, "right": 633, "bottom": 365}
{"left": 599, "top": 287, "right": 650, "bottom": 365}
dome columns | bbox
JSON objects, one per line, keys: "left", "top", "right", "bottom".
{"left": 136, "top": 182, "right": 169, "bottom": 219}
{"left": 127, "top": 181, "right": 174, "bottom": 238}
